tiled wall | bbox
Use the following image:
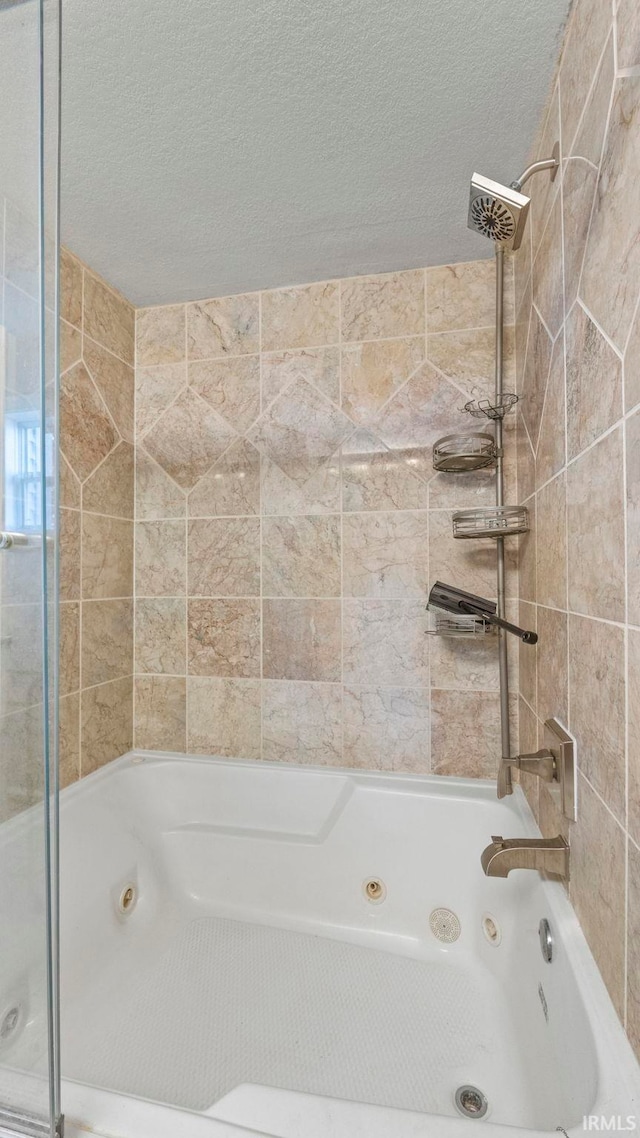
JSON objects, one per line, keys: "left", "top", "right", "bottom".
{"left": 59, "top": 250, "right": 135, "bottom": 785}
{"left": 513, "top": 0, "right": 640, "bottom": 1056}
{"left": 133, "top": 260, "right": 517, "bottom": 773}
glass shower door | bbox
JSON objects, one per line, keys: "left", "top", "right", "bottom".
{"left": 0, "top": 0, "right": 61, "bottom": 1133}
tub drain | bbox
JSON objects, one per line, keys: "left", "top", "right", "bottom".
{"left": 455, "top": 1085, "right": 488, "bottom": 1119}
{"left": 429, "top": 907, "right": 461, "bottom": 943}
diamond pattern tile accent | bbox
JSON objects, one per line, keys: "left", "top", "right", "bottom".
{"left": 60, "top": 362, "right": 118, "bottom": 481}
{"left": 373, "top": 362, "right": 468, "bottom": 452}
{"left": 142, "top": 387, "right": 236, "bottom": 490}
{"left": 247, "top": 376, "right": 353, "bottom": 486}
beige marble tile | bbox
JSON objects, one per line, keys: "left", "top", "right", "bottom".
{"left": 189, "top": 355, "right": 260, "bottom": 432}
{"left": 0, "top": 705, "right": 45, "bottom": 820}
{"left": 59, "top": 693, "right": 80, "bottom": 789}
{"left": 261, "top": 282, "right": 339, "bottom": 351}
{"left": 536, "top": 333, "right": 566, "bottom": 488}
{"left": 343, "top": 599, "right": 428, "bottom": 686}
{"left": 536, "top": 473, "right": 567, "bottom": 609}
{"left": 429, "top": 509, "right": 499, "bottom": 601}
{"left": 516, "top": 414, "right": 536, "bottom": 506}
{"left": 566, "top": 303, "right": 622, "bottom": 460}
{"left": 518, "top": 495, "right": 536, "bottom": 603}
{"left": 82, "top": 514, "right": 133, "bottom": 600}
{"left": 187, "top": 293, "right": 259, "bottom": 359}
{"left": 81, "top": 676, "right": 133, "bottom": 775}
{"left": 81, "top": 599, "right": 133, "bottom": 687}
{"left": 260, "top": 454, "right": 341, "bottom": 516}
{"left": 533, "top": 192, "right": 564, "bottom": 340}
{"left": 560, "top": 0, "right": 612, "bottom": 154}
{"left": 135, "top": 598, "right": 186, "bottom": 675}
{"left": 60, "top": 601, "right": 80, "bottom": 696}
{"left": 341, "top": 270, "right": 424, "bottom": 342}
{"left": 136, "top": 363, "right": 186, "bottom": 437}
{"left": 515, "top": 275, "right": 531, "bottom": 394}
{"left": 341, "top": 429, "right": 429, "bottom": 513}
{"left": 82, "top": 442, "right": 134, "bottom": 519}
{"left": 627, "top": 410, "right": 640, "bottom": 626}
{"left": 429, "top": 633, "right": 499, "bottom": 692}
{"left": 521, "top": 308, "right": 553, "bottom": 450}
{"left": 60, "top": 508, "right": 81, "bottom": 602}
{"left": 263, "top": 599, "right": 341, "bottom": 682}
{"left": 187, "top": 598, "right": 260, "bottom": 678}
{"left": 262, "top": 515, "right": 341, "bottom": 597}
{"left": 60, "top": 454, "right": 81, "bottom": 509}
{"left": 83, "top": 338, "right": 135, "bottom": 443}
{"left": 136, "top": 305, "right": 185, "bottom": 366}
{"left": 581, "top": 79, "right": 640, "bottom": 351}
{"left": 617, "top": 0, "right": 640, "bottom": 69}
{"left": 427, "top": 327, "right": 515, "bottom": 404}
{"left": 142, "top": 388, "right": 236, "bottom": 490}
{"left": 562, "top": 158, "right": 598, "bottom": 316}
{"left": 427, "top": 259, "right": 511, "bottom": 332}
{"left": 628, "top": 629, "right": 640, "bottom": 846}
{"left": 374, "top": 362, "right": 469, "bottom": 453}
{"left": 570, "top": 33, "right": 614, "bottom": 167}
{"left": 343, "top": 686, "right": 430, "bottom": 773}
{"left": 517, "top": 601, "right": 537, "bottom": 710}
{"left": 83, "top": 271, "right": 134, "bottom": 365}
{"left": 262, "top": 347, "right": 340, "bottom": 407}
{"left": 135, "top": 451, "right": 186, "bottom": 520}
{"left": 134, "top": 676, "right": 186, "bottom": 751}
{"left": 529, "top": 85, "right": 561, "bottom": 254}
{"left": 187, "top": 517, "right": 260, "bottom": 596}
{"left": 567, "top": 426, "right": 625, "bottom": 621}
{"left": 188, "top": 439, "right": 260, "bottom": 518}
{"left": 536, "top": 605, "right": 568, "bottom": 725}
{"left": 569, "top": 614, "right": 625, "bottom": 822}
{"left": 626, "top": 839, "right": 640, "bottom": 1058}
{"left": 60, "top": 249, "right": 83, "bottom": 328}
{"left": 60, "top": 363, "right": 118, "bottom": 481}
{"left": 248, "top": 376, "right": 352, "bottom": 486}
{"left": 342, "top": 511, "right": 428, "bottom": 599}
{"left": 262, "top": 681, "right": 342, "bottom": 765}
{"left": 187, "top": 677, "right": 260, "bottom": 758}
{"left": 341, "top": 338, "right": 424, "bottom": 425}
{"left": 518, "top": 696, "right": 540, "bottom": 821}
{"left": 625, "top": 303, "right": 640, "bottom": 412}
{"left": 569, "top": 773, "right": 626, "bottom": 1019}
{"left": 431, "top": 689, "right": 501, "bottom": 778}
{"left": 135, "top": 520, "right": 185, "bottom": 597}
{"left": 60, "top": 319, "right": 82, "bottom": 374}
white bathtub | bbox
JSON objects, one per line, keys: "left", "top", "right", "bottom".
{"left": 2, "top": 751, "right": 639, "bottom": 1137}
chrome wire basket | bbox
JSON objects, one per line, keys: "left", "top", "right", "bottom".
{"left": 452, "top": 505, "right": 529, "bottom": 539}
{"left": 462, "top": 393, "right": 519, "bottom": 420}
{"left": 432, "top": 433, "right": 497, "bottom": 473}
{"left": 426, "top": 604, "right": 495, "bottom": 638}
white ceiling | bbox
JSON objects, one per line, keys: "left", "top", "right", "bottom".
{"left": 58, "top": 0, "right": 570, "bottom": 306}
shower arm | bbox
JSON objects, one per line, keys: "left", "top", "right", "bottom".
{"left": 511, "top": 145, "right": 560, "bottom": 193}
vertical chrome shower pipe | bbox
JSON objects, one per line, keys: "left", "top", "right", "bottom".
{"left": 494, "top": 246, "right": 512, "bottom": 791}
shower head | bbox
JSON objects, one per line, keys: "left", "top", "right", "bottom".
{"left": 467, "top": 174, "right": 530, "bottom": 252}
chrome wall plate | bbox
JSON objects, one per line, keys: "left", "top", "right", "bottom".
{"left": 543, "top": 718, "right": 577, "bottom": 822}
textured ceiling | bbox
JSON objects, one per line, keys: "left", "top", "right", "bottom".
{"left": 59, "top": 0, "right": 569, "bottom": 305}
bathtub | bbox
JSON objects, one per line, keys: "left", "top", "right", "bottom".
{"left": 2, "top": 752, "right": 639, "bottom": 1137}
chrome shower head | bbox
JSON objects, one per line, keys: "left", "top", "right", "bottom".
{"left": 467, "top": 174, "right": 530, "bottom": 252}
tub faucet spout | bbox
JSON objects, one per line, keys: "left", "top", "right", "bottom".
{"left": 481, "top": 834, "right": 569, "bottom": 880}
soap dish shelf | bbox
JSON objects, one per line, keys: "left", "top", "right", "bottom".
{"left": 426, "top": 604, "right": 495, "bottom": 639}
{"left": 452, "top": 505, "right": 529, "bottom": 539}
{"left": 462, "top": 393, "right": 519, "bottom": 421}
{"left": 432, "top": 433, "right": 497, "bottom": 473}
